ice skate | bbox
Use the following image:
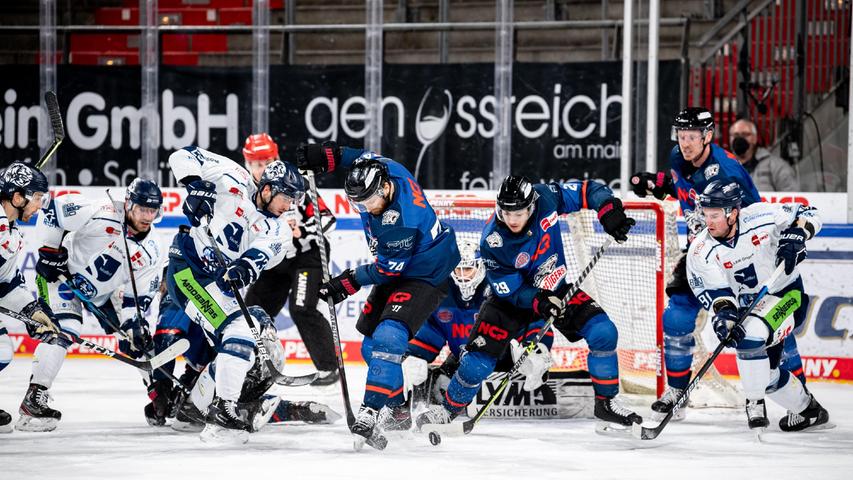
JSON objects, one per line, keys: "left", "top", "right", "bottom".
{"left": 351, "top": 406, "right": 387, "bottom": 451}
{"left": 378, "top": 403, "right": 412, "bottom": 432}
{"left": 650, "top": 387, "right": 686, "bottom": 422}
{"left": 16, "top": 384, "right": 61, "bottom": 432}
{"left": 0, "top": 408, "right": 12, "bottom": 434}
{"left": 779, "top": 394, "right": 832, "bottom": 432}
{"left": 594, "top": 396, "right": 642, "bottom": 435}
{"left": 200, "top": 397, "right": 250, "bottom": 444}
{"left": 171, "top": 400, "right": 205, "bottom": 433}
{"left": 281, "top": 401, "right": 341, "bottom": 424}
{"left": 247, "top": 394, "right": 281, "bottom": 432}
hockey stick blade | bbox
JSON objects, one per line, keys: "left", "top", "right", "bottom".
{"left": 274, "top": 372, "right": 320, "bottom": 387}
{"left": 149, "top": 338, "right": 190, "bottom": 370}
{"left": 631, "top": 264, "right": 787, "bottom": 441}
{"left": 35, "top": 91, "right": 65, "bottom": 170}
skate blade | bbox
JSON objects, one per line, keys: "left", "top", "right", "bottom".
{"left": 171, "top": 420, "right": 204, "bottom": 433}
{"left": 199, "top": 424, "right": 248, "bottom": 444}
{"left": 595, "top": 421, "right": 634, "bottom": 437}
{"left": 751, "top": 427, "right": 767, "bottom": 443}
{"left": 15, "top": 415, "right": 58, "bottom": 432}
{"left": 353, "top": 434, "right": 367, "bottom": 452}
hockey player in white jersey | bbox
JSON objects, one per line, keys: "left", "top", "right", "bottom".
{"left": 165, "top": 146, "right": 302, "bottom": 443}
{"left": 0, "top": 163, "right": 59, "bottom": 433}
{"left": 687, "top": 181, "right": 830, "bottom": 432}
{"left": 19, "top": 178, "right": 164, "bottom": 432}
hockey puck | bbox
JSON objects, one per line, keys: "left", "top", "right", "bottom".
{"left": 428, "top": 431, "right": 441, "bottom": 446}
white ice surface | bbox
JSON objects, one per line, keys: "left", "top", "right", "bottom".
{"left": 1, "top": 358, "right": 851, "bottom": 480}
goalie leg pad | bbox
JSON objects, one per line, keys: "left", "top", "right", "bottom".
{"left": 363, "top": 319, "right": 408, "bottom": 410}
{"left": 580, "top": 314, "right": 620, "bottom": 397}
{"left": 661, "top": 292, "right": 702, "bottom": 389}
{"left": 444, "top": 350, "right": 497, "bottom": 413}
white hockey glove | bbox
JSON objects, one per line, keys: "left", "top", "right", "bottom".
{"left": 402, "top": 355, "right": 429, "bottom": 400}
{"left": 511, "top": 339, "right": 553, "bottom": 392}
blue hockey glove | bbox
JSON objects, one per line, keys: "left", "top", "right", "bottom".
{"left": 182, "top": 179, "right": 217, "bottom": 227}
{"left": 319, "top": 269, "right": 360, "bottom": 304}
{"left": 776, "top": 227, "right": 807, "bottom": 275}
{"left": 712, "top": 308, "right": 744, "bottom": 348}
{"left": 215, "top": 257, "right": 258, "bottom": 294}
{"left": 36, "top": 246, "right": 69, "bottom": 283}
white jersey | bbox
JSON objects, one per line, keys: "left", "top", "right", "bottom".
{"left": 36, "top": 194, "right": 164, "bottom": 318}
{"left": 0, "top": 212, "right": 33, "bottom": 312}
{"left": 687, "top": 202, "right": 822, "bottom": 310}
{"left": 168, "top": 146, "right": 293, "bottom": 275}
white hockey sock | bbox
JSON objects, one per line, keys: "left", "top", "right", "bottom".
{"left": 735, "top": 355, "right": 771, "bottom": 401}
{"left": 31, "top": 342, "right": 67, "bottom": 389}
{"left": 215, "top": 352, "right": 253, "bottom": 402}
{"left": 767, "top": 371, "right": 811, "bottom": 413}
{"left": 190, "top": 367, "right": 216, "bottom": 412}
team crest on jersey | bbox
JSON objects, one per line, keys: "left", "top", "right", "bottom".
{"left": 723, "top": 261, "right": 733, "bottom": 269}
{"left": 534, "top": 254, "right": 567, "bottom": 290}
{"left": 486, "top": 232, "right": 502, "bottom": 248}
{"left": 540, "top": 212, "right": 558, "bottom": 232}
{"left": 437, "top": 309, "right": 453, "bottom": 323}
{"left": 688, "top": 273, "right": 704, "bottom": 289}
{"left": 62, "top": 203, "right": 82, "bottom": 217}
{"left": 382, "top": 209, "right": 400, "bottom": 225}
{"left": 514, "top": 252, "right": 530, "bottom": 268}
{"left": 471, "top": 336, "right": 487, "bottom": 348}
{"left": 705, "top": 164, "right": 719, "bottom": 178}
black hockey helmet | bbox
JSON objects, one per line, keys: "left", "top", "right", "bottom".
{"left": 671, "top": 107, "right": 715, "bottom": 140}
{"left": 698, "top": 180, "right": 742, "bottom": 211}
{"left": 0, "top": 162, "right": 49, "bottom": 202}
{"left": 345, "top": 157, "right": 389, "bottom": 203}
{"left": 495, "top": 175, "right": 538, "bottom": 225}
{"left": 259, "top": 160, "right": 306, "bottom": 203}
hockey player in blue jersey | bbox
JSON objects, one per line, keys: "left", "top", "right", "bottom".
{"left": 630, "top": 107, "right": 806, "bottom": 421}
{"left": 379, "top": 240, "right": 554, "bottom": 431}
{"left": 296, "top": 141, "right": 460, "bottom": 450}
{"left": 416, "top": 175, "right": 642, "bottom": 432}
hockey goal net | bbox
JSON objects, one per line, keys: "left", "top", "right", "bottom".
{"left": 432, "top": 197, "right": 740, "bottom": 405}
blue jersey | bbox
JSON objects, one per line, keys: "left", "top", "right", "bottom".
{"left": 341, "top": 148, "right": 460, "bottom": 287}
{"left": 422, "top": 282, "right": 488, "bottom": 358}
{"left": 480, "top": 181, "right": 613, "bottom": 310}
{"left": 669, "top": 143, "right": 761, "bottom": 215}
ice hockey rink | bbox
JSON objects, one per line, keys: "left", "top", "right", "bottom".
{"left": 1, "top": 358, "right": 851, "bottom": 480}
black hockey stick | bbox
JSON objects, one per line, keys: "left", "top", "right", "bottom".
{"left": 426, "top": 238, "right": 613, "bottom": 440}
{"left": 303, "top": 171, "right": 356, "bottom": 428}
{"left": 200, "top": 218, "right": 318, "bottom": 387}
{"left": 631, "top": 263, "right": 787, "bottom": 440}
{"left": 0, "top": 305, "right": 189, "bottom": 371}
{"left": 35, "top": 91, "right": 65, "bottom": 170}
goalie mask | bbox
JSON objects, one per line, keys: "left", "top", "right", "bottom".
{"left": 451, "top": 240, "right": 486, "bottom": 301}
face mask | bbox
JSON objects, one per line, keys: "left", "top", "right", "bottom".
{"left": 731, "top": 136, "right": 751, "bottom": 156}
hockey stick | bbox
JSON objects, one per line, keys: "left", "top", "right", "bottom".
{"left": 427, "top": 238, "right": 614, "bottom": 440}
{"left": 631, "top": 263, "right": 787, "bottom": 441}
{"left": 200, "top": 218, "right": 318, "bottom": 387}
{"left": 0, "top": 305, "right": 189, "bottom": 371}
{"left": 303, "top": 171, "right": 356, "bottom": 428}
{"left": 35, "top": 91, "right": 65, "bottom": 170}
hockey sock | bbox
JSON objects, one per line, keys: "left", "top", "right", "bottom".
{"left": 662, "top": 293, "right": 700, "bottom": 389}
{"left": 767, "top": 368, "right": 811, "bottom": 413}
{"left": 736, "top": 317, "right": 772, "bottom": 400}
{"left": 363, "top": 320, "right": 408, "bottom": 410}
{"left": 216, "top": 321, "right": 256, "bottom": 402}
{"left": 31, "top": 341, "right": 67, "bottom": 389}
{"left": 0, "top": 330, "right": 12, "bottom": 373}
{"left": 190, "top": 367, "right": 216, "bottom": 412}
{"left": 444, "top": 350, "right": 497, "bottom": 413}
{"left": 780, "top": 335, "right": 806, "bottom": 385}
{"left": 582, "top": 314, "right": 620, "bottom": 397}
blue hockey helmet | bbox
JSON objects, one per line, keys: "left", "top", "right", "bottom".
{"left": 698, "top": 180, "right": 742, "bottom": 211}
{"left": 0, "top": 162, "right": 49, "bottom": 205}
{"left": 126, "top": 178, "right": 163, "bottom": 220}
{"left": 258, "top": 160, "right": 305, "bottom": 204}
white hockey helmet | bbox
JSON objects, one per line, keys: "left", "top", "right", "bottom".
{"left": 451, "top": 240, "right": 486, "bottom": 301}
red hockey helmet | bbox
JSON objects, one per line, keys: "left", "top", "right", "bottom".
{"left": 242, "top": 133, "right": 279, "bottom": 162}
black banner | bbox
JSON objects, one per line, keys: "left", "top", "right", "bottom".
{"left": 0, "top": 62, "right": 680, "bottom": 190}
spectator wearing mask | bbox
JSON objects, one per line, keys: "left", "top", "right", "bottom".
{"left": 729, "top": 119, "right": 798, "bottom": 192}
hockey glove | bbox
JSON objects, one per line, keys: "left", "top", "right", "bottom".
{"left": 598, "top": 197, "right": 635, "bottom": 243}
{"left": 630, "top": 171, "right": 674, "bottom": 200}
{"left": 295, "top": 141, "right": 341, "bottom": 174}
{"left": 533, "top": 289, "right": 564, "bottom": 319}
{"left": 510, "top": 339, "right": 553, "bottom": 392}
{"left": 776, "top": 227, "right": 807, "bottom": 275}
{"left": 215, "top": 257, "right": 259, "bottom": 294}
{"left": 36, "top": 246, "right": 69, "bottom": 283}
{"left": 146, "top": 379, "right": 174, "bottom": 426}
{"left": 182, "top": 179, "right": 217, "bottom": 227}
{"left": 21, "top": 299, "right": 60, "bottom": 344}
{"left": 119, "top": 315, "right": 154, "bottom": 359}
{"left": 712, "top": 308, "right": 745, "bottom": 348}
{"left": 319, "top": 269, "right": 361, "bottom": 304}
{"left": 402, "top": 355, "right": 429, "bottom": 400}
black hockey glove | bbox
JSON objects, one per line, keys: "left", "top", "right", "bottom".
{"left": 630, "top": 171, "right": 674, "bottom": 200}
{"left": 598, "top": 198, "right": 635, "bottom": 243}
{"left": 319, "top": 269, "right": 361, "bottom": 304}
{"left": 182, "top": 179, "right": 217, "bottom": 227}
{"left": 533, "top": 289, "right": 564, "bottom": 319}
{"left": 21, "top": 299, "right": 60, "bottom": 344}
{"left": 776, "top": 227, "right": 807, "bottom": 275}
{"left": 215, "top": 257, "right": 258, "bottom": 294}
{"left": 119, "top": 315, "right": 154, "bottom": 359}
{"left": 295, "top": 141, "right": 341, "bottom": 174}
{"left": 712, "top": 308, "right": 744, "bottom": 348}
{"left": 36, "top": 246, "right": 69, "bottom": 283}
